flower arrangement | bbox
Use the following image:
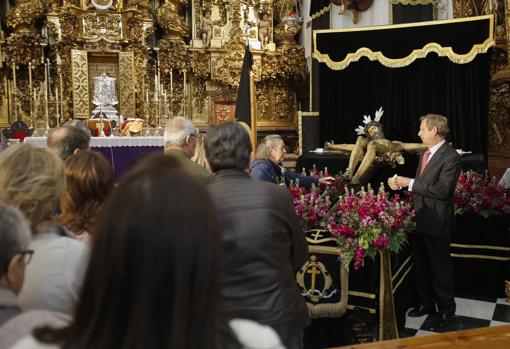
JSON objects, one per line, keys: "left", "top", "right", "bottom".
{"left": 289, "top": 168, "right": 347, "bottom": 230}
{"left": 454, "top": 170, "right": 510, "bottom": 218}
{"left": 327, "top": 184, "right": 414, "bottom": 270}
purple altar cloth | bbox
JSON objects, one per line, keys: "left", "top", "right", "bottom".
{"left": 93, "top": 146, "right": 163, "bottom": 180}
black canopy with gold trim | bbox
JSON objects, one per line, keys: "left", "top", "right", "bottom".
{"left": 314, "top": 15, "right": 494, "bottom": 70}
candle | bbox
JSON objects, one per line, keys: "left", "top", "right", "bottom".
{"left": 29, "top": 62, "right": 33, "bottom": 126}
{"left": 46, "top": 58, "right": 51, "bottom": 94}
{"left": 154, "top": 71, "right": 158, "bottom": 102}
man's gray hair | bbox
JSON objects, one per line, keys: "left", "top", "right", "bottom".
{"left": 164, "top": 117, "right": 198, "bottom": 148}
{"left": 48, "top": 125, "right": 91, "bottom": 160}
{"left": 0, "top": 203, "right": 31, "bottom": 276}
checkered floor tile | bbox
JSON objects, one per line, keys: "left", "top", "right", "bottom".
{"left": 399, "top": 297, "right": 510, "bottom": 338}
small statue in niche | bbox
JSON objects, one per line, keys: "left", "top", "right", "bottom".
{"left": 200, "top": 10, "right": 213, "bottom": 47}
{"left": 258, "top": 13, "right": 270, "bottom": 48}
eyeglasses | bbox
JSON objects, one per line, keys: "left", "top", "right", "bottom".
{"left": 18, "top": 250, "right": 34, "bottom": 266}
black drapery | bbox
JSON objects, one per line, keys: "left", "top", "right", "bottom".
{"left": 314, "top": 16, "right": 493, "bottom": 155}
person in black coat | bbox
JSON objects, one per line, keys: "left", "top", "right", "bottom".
{"left": 205, "top": 123, "right": 310, "bottom": 349}
{"left": 389, "top": 114, "right": 461, "bottom": 329}
{"left": 250, "top": 135, "right": 333, "bottom": 188}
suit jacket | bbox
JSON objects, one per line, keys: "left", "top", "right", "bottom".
{"left": 208, "top": 169, "right": 310, "bottom": 338}
{"left": 412, "top": 142, "right": 461, "bottom": 237}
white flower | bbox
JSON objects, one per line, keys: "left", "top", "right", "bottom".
{"left": 374, "top": 107, "right": 384, "bottom": 122}
{"left": 363, "top": 115, "right": 372, "bottom": 125}
{"left": 355, "top": 126, "right": 365, "bottom": 135}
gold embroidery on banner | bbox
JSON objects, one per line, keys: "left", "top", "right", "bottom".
{"left": 391, "top": 254, "right": 413, "bottom": 282}
{"left": 390, "top": 0, "right": 437, "bottom": 5}
{"left": 301, "top": 111, "right": 320, "bottom": 116}
{"left": 450, "top": 253, "right": 510, "bottom": 261}
{"left": 313, "top": 15, "right": 494, "bottom": 70}
{"left": 392, "top": 264, "right": 413, "bottom": 294}
{"left": 347, "top": 304, "right": 376, "bottom": 314}
{"left": 310, "top": 4, "right": 332, "bottom": 20}
{"left": 348, "top": 290, "right": 377, "bottom": 299}
{"left": 450, "top": 243, "right": 510, "bottom": 251}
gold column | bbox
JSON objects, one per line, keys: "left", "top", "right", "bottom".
{"left": 71, "top": 49, "right": 90, "bottom": 119}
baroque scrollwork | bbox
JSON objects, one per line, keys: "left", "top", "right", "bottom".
{"left": 6, "top": 0, "right": 46, "bottom": 31}
{"left": 156, "top": 0, "right": 188, "bottom": 39}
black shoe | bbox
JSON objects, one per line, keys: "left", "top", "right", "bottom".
{"left": 436, "top": 312, "right": 455, "bottom": 329}
{"left": 408, "top": 305, "right": 435, "bottom": 317}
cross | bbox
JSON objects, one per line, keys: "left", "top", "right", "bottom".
{"left": 311, "top": 231, "right": 323, "bottom": 241}
{"left": 307, "top": 266, "right": 321, "bottom": 292}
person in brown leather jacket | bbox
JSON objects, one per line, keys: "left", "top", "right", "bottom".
{"left": 205, "top": 122, "right": 310, "bottom": 349}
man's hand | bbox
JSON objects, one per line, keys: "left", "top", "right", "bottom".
{"left": 319, "top": 176, "right": 335, "bottom": 185}
{"left": 388, "top": 175, "right": 410, "bottom": 190}
{"left": 388, "top": 175, "right": 399, "bottom": 191}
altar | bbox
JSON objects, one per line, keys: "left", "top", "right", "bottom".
{"left": 24, "top": 136, "right": 164, "bottom": 180}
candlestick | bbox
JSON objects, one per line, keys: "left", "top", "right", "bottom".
{"left": 29, "top": 63, "right": 34, "bottom": 127}
{"left": 170, "top": 69, "right": 173, "bottom": 118}
{"left": 59, "top": 72, "right": 64, "bottom": 121}
{"left": 183, "top": 70, "right": 187, "bottom": 116}
{"left": 12, "top": 64, "right": 17, "bottom": 120}
{"left": 55, "top": 86, "right": 60, "bottom": 128}
{"left": 44, "top": 63, "right": 49, "bottom": 130}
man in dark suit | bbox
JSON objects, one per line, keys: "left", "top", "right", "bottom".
{"left": 389, "top": 114, "right": 461, "bottom": 328}
{"left": 205, "top": 122, "right": 310, "bottom": 349}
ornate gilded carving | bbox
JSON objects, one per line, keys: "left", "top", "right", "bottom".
{"left": 159, "top": 40, "right": 191, "bottom": 72}
{"left": 4, "top": 32, "right": 44, "bottom": 67}
{"left": 274, "top": 16, "right": 302, "bottom": 47}
{"left": 489, "top": 80, "right": 510, "bottom": 155}
{"left": 155, "top": 0, "right": 188, "bottom": 39}
{"left": 119, "top": 52, "right": 136, "bottom": 117}
{"left": 214, "top": 0, "right": 245, "bottom": 89}
{"left": 71, "top": 50, "right": 90, "bottom": 119}
{"left": 191, "top": 51, "right": 210, "bottom": 113}
{"left": 6, "top": 0, "right": 46, "bottom": 32}
{"left": 83, "top": 12, "right": 123, "bottom": 41}
{"left": 257, "top": 79, "right": 295, "bottom": 124}
{"left": 261, "top": 45, "right": 305, "bottom": 80}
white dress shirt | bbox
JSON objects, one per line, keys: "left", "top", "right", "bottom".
{"left": 409, "top": 140, "right": 446, "bottom": 191}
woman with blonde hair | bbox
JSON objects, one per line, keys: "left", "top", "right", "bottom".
{"left": 60, "top": 151, "right": 114, "bottom": 243}
{"left": 0, "top": 143, "right": 87, "bottom": 316}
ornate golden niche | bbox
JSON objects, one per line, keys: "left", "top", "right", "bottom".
{"left": 0, "top": 0, "right": 306, "bottom": 130}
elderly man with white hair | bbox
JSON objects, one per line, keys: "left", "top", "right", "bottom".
{"left": 0, "top": 204, "right": 32, "bottom": 326}
{"left": 164, "top": 116, "right": 212, "bottom": 184}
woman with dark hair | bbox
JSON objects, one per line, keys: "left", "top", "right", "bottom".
{"left": 60, "top": 151, "right": 114, "bottom": 243}
{"left": 11, "top": 154, "right": 283, "bottom": 349}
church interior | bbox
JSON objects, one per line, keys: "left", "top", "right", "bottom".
{"left": 0, "top": 0, "right": 509, "bottom": 348}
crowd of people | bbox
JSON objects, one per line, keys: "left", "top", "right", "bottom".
{"left": 0, "top": 114, "right": 460, "bottom": 348}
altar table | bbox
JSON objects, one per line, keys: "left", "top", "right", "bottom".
{"left": 24, "top": 136, "right": 164, "bottom": 180}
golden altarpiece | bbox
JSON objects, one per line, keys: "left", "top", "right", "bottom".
{"left": 0, "top": 0, "right": 305, "bottom": 129}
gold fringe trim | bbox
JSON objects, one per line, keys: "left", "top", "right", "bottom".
{"left": 390, "top": 0, "right": 437, "bottom": 5}
{"left": 310, "top": 3, "right": 332, "bottom": 20}
{"left": 450, "top": 253, "right": 510, "bottom": 261}
{"left": 313, "top": 15, "right": 494, "bottom": 70}
{"left": 450, "top": 243, "right": 510, "bottom": 251}
{"left": 314, "top": 39, "right": 494, "bottom": 70}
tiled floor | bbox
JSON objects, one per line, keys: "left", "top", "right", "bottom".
{"left": 399, "top": 297, "right": 510, "bottom": 337}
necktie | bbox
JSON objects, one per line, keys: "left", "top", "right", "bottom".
{"left": 419, "top": 150, "right": 431, "bottom": 176}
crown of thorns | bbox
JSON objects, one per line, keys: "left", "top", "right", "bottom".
{"left": 354, "top": 107, "right": 384, "bottom": 136}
